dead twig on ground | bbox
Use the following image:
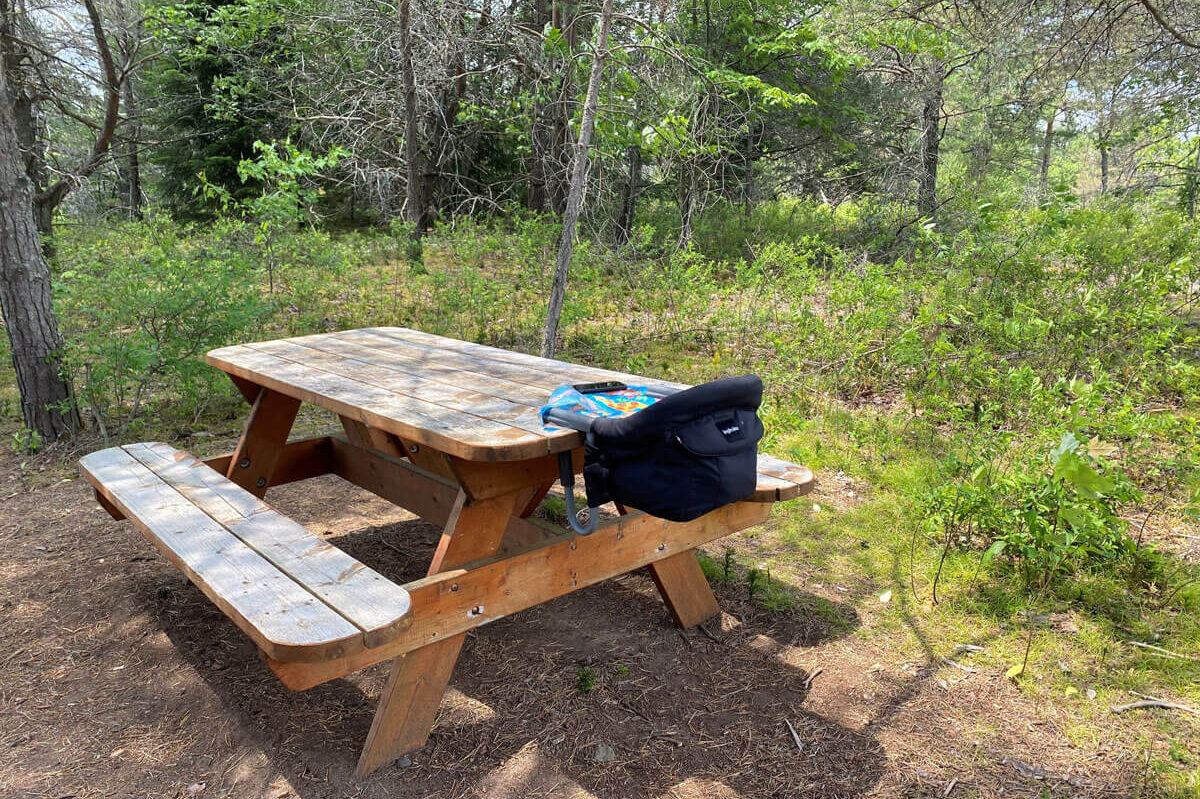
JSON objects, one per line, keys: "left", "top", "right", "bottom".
{"left": 1111, "top": 693, "right": 1199, "bottom": 716}
{"left": 784, "top": 718, "right": 804, "bottom": 752}
{"left": 1127, "top": 641, "right": 1199, "bottom": 661}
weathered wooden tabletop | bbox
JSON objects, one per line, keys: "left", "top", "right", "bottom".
{"left": 207, "top": 327, "right": 811, "bottom": 499}
{"left": 207, "top": 326, "right": 687, "bottom": 462}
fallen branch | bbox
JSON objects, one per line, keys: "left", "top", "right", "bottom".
{"left": 1128, "top": 641, "right": 1199, "bottom": 661}
{"left": 784, "top": 718, "right": 804, "bottom": 751}
{"left": 1111, "top": 694, "right": 1199, "bottom": 716}
{"left": 696, "top": 622, "right": 721, "bottom": 644}
{"left": 803, "top": 667, "right": 823, "bottom": 690}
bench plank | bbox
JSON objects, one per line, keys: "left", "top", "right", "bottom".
{"left": 81, "top": 444, "right": 414, "bottom": 661}
{"left": 80, "top": 446, "right": 360, "bottom": 663}
{"left": 123, "top": 443, "right": 413, "bottom": 649}
{"left": 754, "top": 454, "right": 815, "bottom": 500}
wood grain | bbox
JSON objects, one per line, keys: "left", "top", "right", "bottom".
{"left": 226, "top": 387, "right": 301, "bottom": 498}
{"left": 125, "top": 442, "right": 413, "bottom": 649}
{"left": 211, "top": 326, "right": 816, "bottom": 491}
{"left": 355, "top": 484, "right": 521, "bottom": 775}
{"left": 268, "top": 500, "right": 770, "bottom": 691}
{"left": 326, "top": 435, "right": 557, "bottom": 548}
{"left": 647, "top": 550, "right": 722, "bottom": 628}
{"left": 207, "top": 327, "right": 815, "bottom": 493}
{"left": 203, "top": 436, "right": 333, "bottom": 487}
{"left": 81, "top": 446, "right": 362, "bottom": 663}
{"left": 81, "top": 444, "right": 413, "bottom": 661}
{"left": 207, "top": 345, "right": 556, "bottom": 462}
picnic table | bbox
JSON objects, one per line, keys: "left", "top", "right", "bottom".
{"left": 79, "top": 327, "right": 814, "bottom": 775}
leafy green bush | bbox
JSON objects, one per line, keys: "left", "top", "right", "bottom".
{"left": 57, "top": 217, "right": 271, "bottom": 436}
{"left": 924, "top": 432, "right": 1147, "bottom": 585}
{"left": 30, "top": 193, "right": 1197, "bottom": 614}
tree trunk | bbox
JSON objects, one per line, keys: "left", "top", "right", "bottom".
{"left": 121, "top": 75, "right": 142, "bottom": 220}
{"left": 742, "top": 118, "right": 758, "bottom": 215}
{"left": 678, "top": 162, "right": 696, "bottom": 248}
{"left": 7, "top": 0, "right": 119, "bottom": 254}
{"left": 548, "top": 75, "right": 572, "bottom": 214}
{"left": 546, "top": 0, "right": 575, "bottom": 216}
{"left": 418, "top": 25, "right": 468, "bottom": 230}
{"left": 917, "top": 73, "right": 943, "bottom": 218}
{"left": 399, "top": 0, "right": 425, "bottom": 238}
{"left": 527, "top": 0, "right": 549, "bottom": 212}
{"left": 1189, "top": 130, "right": 1200, "bottom": 220}
{"left": 614, "top": 143, "right": 641, "bottom": 246}
{"left": 1099, "top": 140, "right": 1109, "bottom": 195}
{"left": 540, "top": 0, "right": 614, "bottom": 359}
{"left": 1038, "top": 109, "right": 1055, "bottom": 197}
{"left": 0, "top": 70, "right": 78, "bottom": 441}
{"left": 2, "top": 7, "right": 52, "bottom": 251}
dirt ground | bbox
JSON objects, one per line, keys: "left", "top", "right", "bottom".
{"left": 0, "top": 449, "right": 1153, "bottom": 799}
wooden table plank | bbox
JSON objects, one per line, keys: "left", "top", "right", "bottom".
{"left": 207, "top": 346, "right": 556, "bottom": 461}
{"left": 246, "top": 340, "right": 556, "bottom": 436}
{"left": 356, "top": 327, "right": 688, "bottom": 392}
{"left": 275, "top": 332, "right": 581, "bottom": 408}
{"left": 336, "top": 328, "right": 685, "bottom": 395}
{"left": 207, "top": 327, "right": 814, "bottom": 493}
{"left": 754, "top": 455, "right": 815, "bottom": 499}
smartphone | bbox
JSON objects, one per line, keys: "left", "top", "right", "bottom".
{"left": 572, "top": 381, "right": 628, "bottom": 394}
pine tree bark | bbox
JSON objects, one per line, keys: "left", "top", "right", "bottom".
{"left": 527, "top": 0, "right": 550, "bottom": 212}
{"left": 0, "top": 70, "right": 78, "bottom": 441}
{"left": 917, "top": 72, "right": 943, "bottom": 218}
{"left": 614, "top": 143, "right": 641, "bottom": 245}
{"left": 545, "top": 0, "right": 576, "bottom": 216}
{"left": 1189, "top": 129, "right": 1200, "bottom": 220}
{"left": 1099, "top": 140, "right": 1109, "bottom": 195}
{"left": 678, "top": 162, "right": 696, "bottom": 248}
{"left": 742, "top": 118, "right": 759, "bottom": 215}
{"left": 399, "top": 0, "right": 425, "bottom": 238}
{"left": 418, "top": 20, "right": 469, "bottom": 230}
{"left": 540, "top": 0, "right": 614, "bottom": 358}
{"left": 121, "top": 75, "right": 142, "bottom": 220}
{"left": 1038, "top": 110, "right": 1055, "bottom": 197}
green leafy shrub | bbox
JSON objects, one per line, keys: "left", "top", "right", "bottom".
{"left": 57, "top": 217, "right": 270, "bottom": 436}
{"left": 925, "top": 432, "right": 1148, "bottom": 585}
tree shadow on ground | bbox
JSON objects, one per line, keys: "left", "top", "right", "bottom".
{"left": 133, "top": 502, "right": 886, "bottom": 799}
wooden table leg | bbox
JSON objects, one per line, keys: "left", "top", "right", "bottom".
{"left": 614, "top": 505, "right": 721, "bottom": 630}
{"left": 648, "top": 550, "right": 721, "bottom": 628}
{"left": 356, "top": 488, "right": 521, "bottom": 776}
{"left": 226, "top": 387, "right": 301, "bottom": 498}
{"left": 518, "top": 482, "right": 554, "bottom": 518}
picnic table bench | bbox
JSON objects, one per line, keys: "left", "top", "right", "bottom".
{"left": 80, "top": 327, "right": 813, "bottom": 775}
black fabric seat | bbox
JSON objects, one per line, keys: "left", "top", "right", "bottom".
{"left": 583, "top": 375, "right": 765, "bottom": 522}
